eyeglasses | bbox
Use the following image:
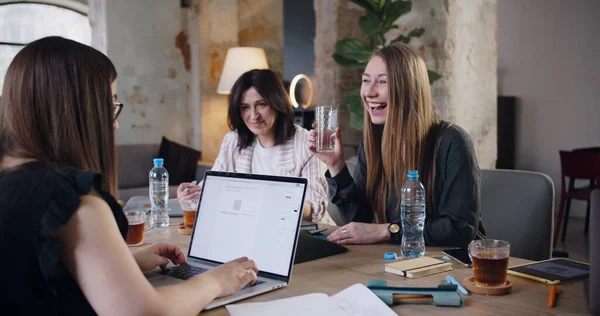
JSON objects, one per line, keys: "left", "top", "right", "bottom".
{"left": 113, "top": 102, "right": 123, "bottom": 120}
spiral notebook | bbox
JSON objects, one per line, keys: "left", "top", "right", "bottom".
{"left": 384, "top": 257, "right": 452, "bottom": 279}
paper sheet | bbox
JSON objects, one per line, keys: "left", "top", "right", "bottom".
{"left": 225, "top": 284, "right": 396, "bottom": 316}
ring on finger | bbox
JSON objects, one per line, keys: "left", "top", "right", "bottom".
{"left": 341, "top": 227, "right": 348, "bottom": 234}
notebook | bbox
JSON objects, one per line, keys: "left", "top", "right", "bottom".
{"left": 225, "top": 283, "right": 396, "bottom": 316}
{"left": 385, "top": 257, "right": 452, "bottom": 278}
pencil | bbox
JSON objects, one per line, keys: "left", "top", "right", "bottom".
{"left": 393, "top": 294, "right": 434, "bottom": 304}
{"left": 548, "top": 285, "right": 559, "bottom": 307}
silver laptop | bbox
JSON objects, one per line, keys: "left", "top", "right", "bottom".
{"left": 146, "top": 171, "right": 307, "bottom": 310}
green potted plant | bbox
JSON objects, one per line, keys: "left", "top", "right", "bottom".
{"left": 332, "top": 0, "right": 441, "bottom": 130}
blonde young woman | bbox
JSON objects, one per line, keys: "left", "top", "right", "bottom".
{"left": 308, "top": 43, "right": 485, "bottom": 247}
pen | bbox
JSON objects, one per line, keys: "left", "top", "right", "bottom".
{"left": 445, "top": 275, "right": 469, "bottom": 295}
{"left": 548, "top": 285, "right": 559, "bottom": 308}
{"left": 183, "top": 180, "right": 198, "bottom": 193}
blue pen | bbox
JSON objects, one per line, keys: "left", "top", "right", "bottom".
{"left": 445, "top": 275, "right": 469, "bottom": 295}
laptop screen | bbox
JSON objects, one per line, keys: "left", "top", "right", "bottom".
{"left": 188, "top": 172, "right": 306, "bottom": 278}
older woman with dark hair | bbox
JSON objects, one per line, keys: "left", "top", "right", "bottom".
{"left": 178, "top": 69, "right": 334, "bottom": 224}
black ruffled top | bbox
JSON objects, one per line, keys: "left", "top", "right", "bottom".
{"left": 0, "top": 162, "right": 127, "bottom": 315}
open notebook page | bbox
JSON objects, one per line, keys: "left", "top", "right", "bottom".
{"left": 225, "top": 283, "right": 396, "bottom": 316}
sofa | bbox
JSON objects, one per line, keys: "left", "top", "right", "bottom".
{"left": 116, "top": 144, "right": 211, "bottom": 202}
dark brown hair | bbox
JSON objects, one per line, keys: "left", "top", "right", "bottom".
{"left": 0, "top": 36, "right": 119, "bottom": 196}
{"left": 364, "top": 43, "right": 441, "bottom": 223}
{"left": 228, "top": 69, "right": 295, "bottom": 150}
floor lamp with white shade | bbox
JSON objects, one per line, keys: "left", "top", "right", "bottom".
{"left": 216, "top": 47, "right": 269, "bottom": 95}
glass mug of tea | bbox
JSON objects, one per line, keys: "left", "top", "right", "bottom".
{"left": 179, "top": 199, "right": 199, "bottom": 229}
{"left": 125, "top": 210, "right": 154, "bottom": 247}
{"left": 468, "top": 239, "right": 511, "bottom": 287}
{"left": 315, "top": 106, "right": 338, "bottom": 152}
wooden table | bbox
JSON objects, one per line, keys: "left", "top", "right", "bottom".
{"left": 145, "top": 221, "right": 590, "bottom": 315}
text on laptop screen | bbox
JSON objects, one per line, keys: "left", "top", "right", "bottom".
{"left": 189, "top": 174, "right": 305, "bottom": 277}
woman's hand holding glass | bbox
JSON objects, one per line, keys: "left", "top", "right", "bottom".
{"left": 307, "top": 122, "right": 346, "bottom": 176}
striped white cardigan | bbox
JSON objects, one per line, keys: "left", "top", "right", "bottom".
{"left": 211, "top": 125, "right": 335, "bottom": 225}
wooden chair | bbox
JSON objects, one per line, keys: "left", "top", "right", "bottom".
{"left": 553, "top": 150, "right": 600, "bottom": 247}
{"left": 568, "top": 147, "right": 600, "bottom": 202}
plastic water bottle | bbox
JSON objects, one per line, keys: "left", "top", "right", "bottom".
{"left": 149, "top": 158, "right": 169, "bottom": 228}
{"left": 401, "top": 170, "right": 426, "bottom": 258}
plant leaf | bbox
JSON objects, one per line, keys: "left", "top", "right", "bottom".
{"left": 351, "top": 0, "right": 389, "bottom": 13}
{"left": 332, "top": 52, "right": 368, "bottom": 68}
{"left": 344, "top": 88, "right": 362, "bottom": 113}
{"left": 368, "top": 0, "right": 389, "bottom": 13}
{"left": 334, "top": 38, "right": 374, "bottom": 64}
{"left": 391, "top": 35, "right": 410, "bottom": 44}
{"left": 408, "top": 27, "right": 425, "bottom": 38}
{"left": 382, "top": 0, "right": 412, "bottom": 30}
{"left": 349, "top": 111, "right": 365, "bottom": 130}
{"left": 344, "top": 88, "right": 364, "bottom": 130}
{"left": 391, "top": 27, "right": 425, "bottom": 44}
{"left": 359, "top": 11, "right": 382, "bottom": 44}
{"left": 427, "top": 69, "right": 442, "bottom": 84}
{"left": 350, "top": 0, "right": 375, "bottom": 12}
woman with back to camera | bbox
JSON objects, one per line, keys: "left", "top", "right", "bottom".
{"left": 178, "top": 69, "right": 335, "bottom": 225}
{"left": 0, "top": 36, "right": 257, "bottom": 315}
{"left": 308, "top": 42, "right": 486, "bottom": 247}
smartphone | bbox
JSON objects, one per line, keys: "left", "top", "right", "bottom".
{"left": 442, "top": 248, "right": 472, "bottom": 267}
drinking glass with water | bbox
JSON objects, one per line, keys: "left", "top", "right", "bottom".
{"left": 401, "top": 170, "right": 426, "bottom": 258}
{"left": 315, "top": 106, "right": 338, "bottom": 152}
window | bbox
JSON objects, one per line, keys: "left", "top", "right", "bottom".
{"left": 0, "top": 1, "right": 91, "bottom": 89}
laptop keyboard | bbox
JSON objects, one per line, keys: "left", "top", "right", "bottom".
{"left": 162, "top": 265, "right": 266, "bottom": 288}
{"left": 162, "top": 265, "right": 208, "bottom": 280}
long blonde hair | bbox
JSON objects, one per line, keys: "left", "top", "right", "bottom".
{"left": 364, "top": 43, "right": 440, "bottom": 223}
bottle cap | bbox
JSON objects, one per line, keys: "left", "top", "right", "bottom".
{"left": 384, "top": 252, "right": 398, "bottom": 260}
{"left": 407, "top": 170, "right": 419, "bottom": 179}
{"left": 153, "top": 158, "right": 164, "bottom": 166}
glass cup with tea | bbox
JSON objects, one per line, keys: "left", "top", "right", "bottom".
{"left": 315, "top": 106, "right": 338, "bottom": 152}
{"left": 124, "top": 210, "right": 154, "bottom": 247}
{"left": 468, "top": 239, "right": 511, "bottom": 287}
{"left": 179, "top": 199, "right": 199, "bottom": 229}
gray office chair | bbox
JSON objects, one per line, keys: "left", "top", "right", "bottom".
{"left": 588, "top": 190, "right": 599, "bottom": 314}
{"left": 480, "top": 169, "right": 555, "bottom": 261}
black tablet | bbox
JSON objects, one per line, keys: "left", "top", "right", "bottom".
{"left": 508, "top": 258, "right": 589, "bottom": 284}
